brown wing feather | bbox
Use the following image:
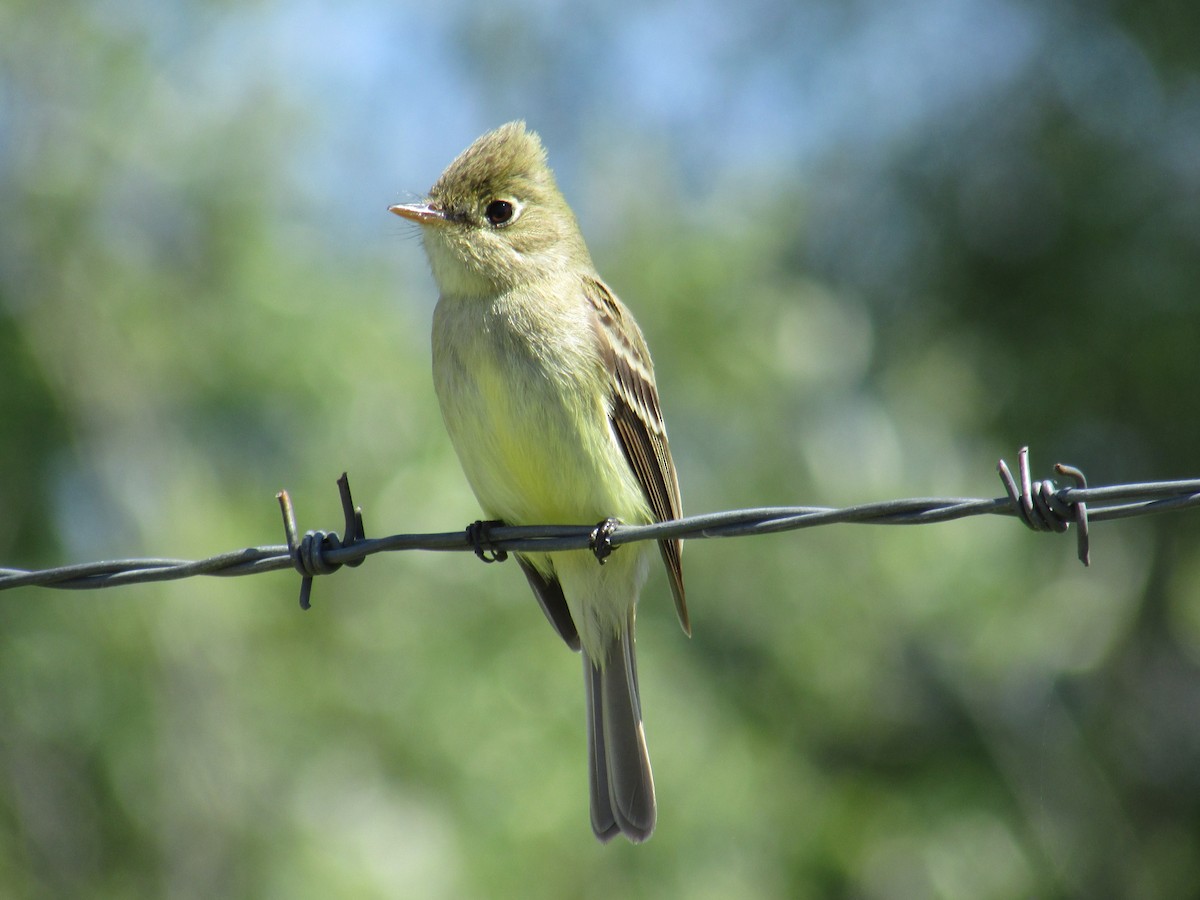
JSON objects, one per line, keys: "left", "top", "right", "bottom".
{"left": 516, "top": 556, "right": 580, "bottom": 651}
{"left": 585, "top": 277, "right": 689, "bottom": 635}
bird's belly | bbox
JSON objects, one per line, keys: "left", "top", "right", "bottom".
{"left": 433, "top": 322, "right": 646, "bottom": 528}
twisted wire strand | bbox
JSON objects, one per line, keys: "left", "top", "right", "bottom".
{"left": 3, "top": 449, "right": 1198, "bottom": 599}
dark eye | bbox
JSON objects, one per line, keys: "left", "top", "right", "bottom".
{"left": 485, "top": 199, "right": 515, "bottom": 226}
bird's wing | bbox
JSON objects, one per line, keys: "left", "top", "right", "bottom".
{"left": 585, "top": 276, "right": 689, "bottom": 635}
{"left": 516, "top": 555, "right": 580, "bottom": 651}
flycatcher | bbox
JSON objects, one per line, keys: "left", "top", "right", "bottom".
{"left": 390, "top": 121, "right": 688, "bottom": 843}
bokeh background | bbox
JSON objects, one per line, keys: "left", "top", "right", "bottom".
{"left": 3, "top": 1, "right": 1200, "bottom": 897}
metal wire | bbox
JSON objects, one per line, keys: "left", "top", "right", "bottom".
{"left": 3, "top": 448, "right": 1198, "bottom": 604}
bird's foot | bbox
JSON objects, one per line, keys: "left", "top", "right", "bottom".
{"left": 589, "top": 517, "right": 620, "bottom": 565}
{"left": 467, "top": 519, "right": 509, "bottom": 563}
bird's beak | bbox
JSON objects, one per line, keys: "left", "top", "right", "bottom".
{"left": 388, "top": 202, "right": 447, "bottom": 225}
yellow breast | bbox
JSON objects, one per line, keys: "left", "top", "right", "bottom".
{"left": 432, "top": 290, "right": 650, "bottom": 528}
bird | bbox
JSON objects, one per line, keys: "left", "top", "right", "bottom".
{"left": 390, "top": 121, "right": 687, "bottom": 843}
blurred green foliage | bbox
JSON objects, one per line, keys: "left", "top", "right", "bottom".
{"left": 3, "top": 1, "right": 1200, "bottom": 898}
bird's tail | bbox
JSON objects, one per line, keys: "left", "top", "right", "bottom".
{"left": 585, "top": 607, "right": 656, "bottom": 842}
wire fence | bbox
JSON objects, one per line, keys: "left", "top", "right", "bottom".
{"left": 3, "top": 448, "right": 1199, "bottom": 607}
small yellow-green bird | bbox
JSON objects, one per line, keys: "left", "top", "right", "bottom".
{"left": 390, "top": 122, "right": 688, "bottom": 843}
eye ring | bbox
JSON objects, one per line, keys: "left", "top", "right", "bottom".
{"left": 485, "top": 198, "right": 518, "bottom": 227}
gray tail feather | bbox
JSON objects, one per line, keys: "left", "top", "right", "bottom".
{"left": 585, "top": 609, "right": 656, "bottom": 843}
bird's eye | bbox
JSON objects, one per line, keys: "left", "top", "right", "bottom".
{"left": 485, "top": 199, "right": 517, "bottom": 226}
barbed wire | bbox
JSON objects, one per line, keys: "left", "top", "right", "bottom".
{"left": 2, "top": 448, "right": 1198, "bottom": 607}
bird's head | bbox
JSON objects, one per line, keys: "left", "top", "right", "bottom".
{"left": 390, "top": 121, "right": 591, "bottom": 297}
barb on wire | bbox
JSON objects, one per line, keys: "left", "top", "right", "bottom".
{"left": 277, "top": 472, "right": 367, "bottom": 609}
{"left": 2, "top": 448, "right": 1199, "bottom": 595}
{"left": 998, "top": 446, "right": 1090, "bottom": 565}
